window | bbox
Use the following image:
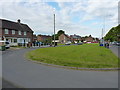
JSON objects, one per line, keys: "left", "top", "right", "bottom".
{"left": 4, "top": 29, "right": 9, "bottom": 34}
{"left": 14, "top": 39, "right": 17, "bottom": 43}
{"left": 24, "top": 31, "right": 27, "bottom": 35}
{"left": 12, "top": 30, "right": 15, "bottom": 34}
{"left": 18, "top": 31, "right": 21, "bottom": 35}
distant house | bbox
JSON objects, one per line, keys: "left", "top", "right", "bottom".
{"left": 85, "top": 35, "right": 94, "bottom": 42}
{"left": 37, "top": 34, "right": 51, "bottom": 42}
{"left": 84, "top": 35, "right": 99, "bottom": 43}
{"left": 70, "top": 34, "right": 81, "bottom": 43}
{"left": 33, "top": 34, "right": 37, "bottom": 42}
{"left": 59, "top": 34, "right": 71, "bottom": 43}
{"left": 0, "top": 19, "right": 34, "bottom": 46}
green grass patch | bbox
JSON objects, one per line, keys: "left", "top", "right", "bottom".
{"left": 26, "top": 44, "right": 119, "bottom": 68}
{"left": 57, "top": 43, "right": 65, "bottom": 45}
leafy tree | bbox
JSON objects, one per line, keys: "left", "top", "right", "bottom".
{"left": 52, "top": 30, "right": 65, "bottom": 40}
{"left": 104, "top": 25, "right": 120, "bottom": 42}
{"left": 52, "top": 34, "right": 58, "bottom": 40}
{"left": 85, "top": 36, "right": 88, "bottom": 38}
{"left": 57, "top": 30, "right": 65, "bottom": 36}
{"left": 89, "top": 35, "right": 92, "bottom": 37}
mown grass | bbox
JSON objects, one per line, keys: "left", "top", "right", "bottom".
{"left": 26, "top": 44, "right": 119, "bottom": 68}
{"left": 57, "top": 43, "right": 65, "bottom": 45}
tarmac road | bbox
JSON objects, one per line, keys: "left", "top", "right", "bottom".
{"left": 109, "top": 44, "right": 120, "bottom": 58}
{"left": 2, "top": 47, "right": 118, "bottom": 88}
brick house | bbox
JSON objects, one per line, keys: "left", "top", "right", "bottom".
{"left": 37, "top": 34, "right": 52, "bottom": 42}
{"left": 84, "top": 35, "right": 99, "bottom": 42}
{"left": 70, "top": 34, "right": 81, "bottom": 42}
{"left": 0, "top": 19, "right": 33, "bottom": 46}
{"left": 59, "top": 34, "right": 71, "bottom": 43}
{"left": 33, "top": 34, "right": 37, "bottom": 42}
{"left": 85, "top": 35, "right": 94, "bottom": 42}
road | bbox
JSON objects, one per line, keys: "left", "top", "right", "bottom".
{"left": 109, "top": 45, "right": 120, "bottom": 58}
{"left": 2, "top": 47, "right": 118, "bottom": 88}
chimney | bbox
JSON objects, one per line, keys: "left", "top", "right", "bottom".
{"left": 17, "top": 19, "right": 21, "bottom": 23}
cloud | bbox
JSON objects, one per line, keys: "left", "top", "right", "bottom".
{"left": 0, "top": 0, "right": 119, "bottom": 38}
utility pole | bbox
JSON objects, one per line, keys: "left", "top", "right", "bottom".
{"left": 53, "top": 9, "right": 56, "bottom": 47}
{"left": 102, "top": 28, "right": 104, "bottom": 45}
{"left": 102, "top": 10, "right": 106, "bottom": 46}
{"left": 102, "top": 28, "right": 104, "bottom": 39}
{"left": 118, "top": 1, "right": 120, "bottom": 25}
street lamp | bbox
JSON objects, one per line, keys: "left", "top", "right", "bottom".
{"left": 53, "top": 8, "right": 56, "bottom": 47}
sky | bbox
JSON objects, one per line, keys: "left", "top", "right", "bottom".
{"left": 0, "top": 0, "right": 119, "bottom": 38}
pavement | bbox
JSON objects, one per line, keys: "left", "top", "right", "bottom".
{"left": 2, "top": 46, "right": 119, "bottom": 88}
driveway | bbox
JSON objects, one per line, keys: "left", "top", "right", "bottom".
{"left": 2, "top": 47, "right": 118, "bottom": 88}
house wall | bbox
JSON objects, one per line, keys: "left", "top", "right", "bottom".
{"left": 59, "top": 34, "right": 65, "bottom": 43}
{"left": 33, "top": 35, "right": 37, "bottom": 42}
{"left": 37, "top": 35, "right": 51, "bottom": 41}
{"left": 85, "top": 37, "right": 93, "bottom": 42}
{"left": 1, "top": 28, "right": 33, "bottom": 45}
{"left": 2, "top": 29, "right": 32, "bottom": 38}
{"left": 0, "top": 28, "right": 2, "bottom": 40}
{"left": 37, "top": 35, "right": 42, "bottom": 41}
{"left": 59, "top": 34, "right": 70, "bottom": 43}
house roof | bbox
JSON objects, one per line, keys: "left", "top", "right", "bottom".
{"left": 61, "top": 34, "right": 70, "bottom": 39}
{"left": 0, "top": 19, "right": 33, "bottom": 32}
{"left": 70, "top": 35, "right": 81, "bottom": 39}
{"left": 37, "top": 34, "right": 51, "bottom": 37}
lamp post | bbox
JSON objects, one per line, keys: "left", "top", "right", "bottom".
{"left": 53, "top": 8, "right": 56, "bottom": 47}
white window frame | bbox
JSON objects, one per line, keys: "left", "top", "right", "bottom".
{"left": 4, "top": 29, "right": 9, "bottom": 34}
{"left": 12, "top": 30, "right": 15, "bottom": 34}
{"left": 18, "top": 31, "right": 21, "bottom": 35}
{"left": 24, "top": 31, "right": 27, "bottom": 35}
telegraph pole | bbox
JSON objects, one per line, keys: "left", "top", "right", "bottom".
{"left": 53, "top": 9, "right": 56, "bottom": 47}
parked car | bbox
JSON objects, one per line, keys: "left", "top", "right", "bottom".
{"left": 116, "top": 41, "right": 120, "bottom": 46}
{"left": 65, "top": 41, "right": 71, "bottom": 45}
{"left": 77, "top": 43, "right": 83, "bottom": 45}
{"left": 87, "top": 42, "right": 91, "bottom": 43}
{"left": 65, "top": 42, "right": 70, "bottom": 45}
{"left": 112, "top": 41, "right": 117, "bottom": 45}
{"left": 0, "top": 41, "right": 10, "bottom": 49}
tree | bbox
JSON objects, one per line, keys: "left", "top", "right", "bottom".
{"left": 89, "top": 35, "right": 92, "bottom": 37}
{"left": 104, "top": 25, "right": 120, "bottom": 42}
{"left": 57, "top": 30, "right": 65, "bottom": 36}
{"left": 52, "top": 34, "right": 58, "bottom": 40}
{"left": 52, "top": 30, "right": 65, "bottom": 40}
{"left": 85, "top": 36, "right": 88, "bottom": 38}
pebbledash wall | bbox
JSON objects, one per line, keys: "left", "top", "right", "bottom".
{"left": 0, "top": 19, "right": 33, "bottom": 46}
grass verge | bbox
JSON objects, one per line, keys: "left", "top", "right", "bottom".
{"left": 26, "top": 44, "right": 119, "bottom": 68}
